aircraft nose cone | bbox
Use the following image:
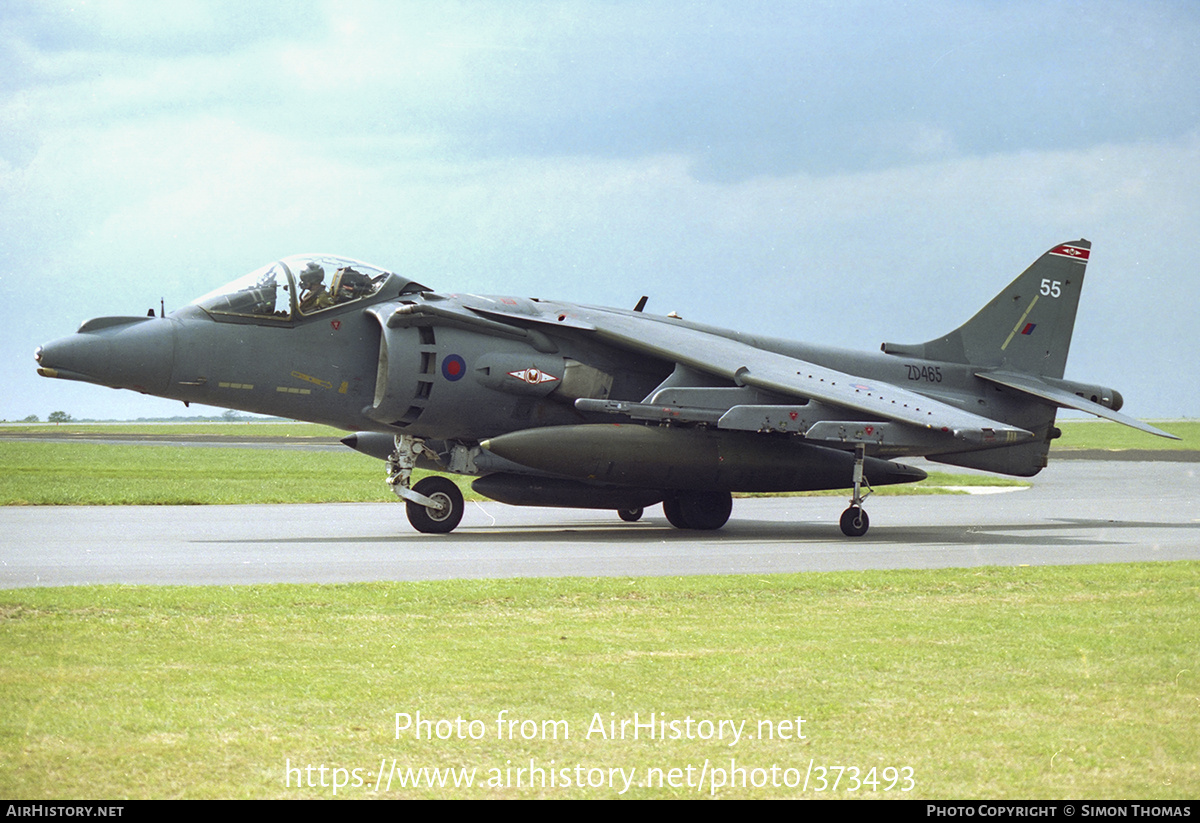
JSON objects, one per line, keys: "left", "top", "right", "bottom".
{"left": 37, "top": 316, "right": 176, "bottom": 395}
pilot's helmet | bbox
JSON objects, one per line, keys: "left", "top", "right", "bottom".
{"left": 299, "top": 262, "right": 325, "bottom": 288}
{"left": 336, "top": 267, "right": 371, "bottom": 298}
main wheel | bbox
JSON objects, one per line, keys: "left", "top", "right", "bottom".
{"left": 662, "top": 497, "right": 690, "bottom": 529}
{"left": 618, "top": 507, "right": 644, "bottom": 522}
{"left": 663, "top": 491, "right": 732, "bottom": 530}
{"left": 406, "top": 476, "right": 465, "bottom": 534}
{"left": 678, "top": 491, "right": 732, "bottom": 530}
{"left": 839, "top": 505, "right": 869, "bottom": 537}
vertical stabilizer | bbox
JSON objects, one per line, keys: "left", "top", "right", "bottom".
{"left": 882, "top": 240, "right": 1090, "bottom": 379}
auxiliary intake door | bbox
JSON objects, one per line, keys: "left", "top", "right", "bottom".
{"left": 363, "top": 308, "right": 430, "bottom": 428}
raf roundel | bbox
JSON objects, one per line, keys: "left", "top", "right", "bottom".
{"left": 441, "top": 354, "right": 466, "bottom": 381}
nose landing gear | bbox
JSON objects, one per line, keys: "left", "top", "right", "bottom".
{"left": 405, "top": 475, "right": 465, "bottom": 534}
{"left": 387, "top": 435, "right": 465, "bottom": 534}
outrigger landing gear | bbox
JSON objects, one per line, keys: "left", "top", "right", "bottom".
{"left": 839, "top": 443, "right": 871, "bottom": 537}
{"left": 386, "top": 435, "right": 464, "bottom": 534}
{"left": 618, "top": 507, "right": 644, "bottom": 522}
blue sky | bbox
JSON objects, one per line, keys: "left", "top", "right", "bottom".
{"left": 3, "top": 0, "right": 1198, "bottom": 421}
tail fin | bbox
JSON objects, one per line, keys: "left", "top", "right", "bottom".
{"left": 882, "top": 240, "right": 1090, "bottom": 379}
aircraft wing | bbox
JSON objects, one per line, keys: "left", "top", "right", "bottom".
{"left": 467, "top": 302, "right": 1033, "bottom": 446}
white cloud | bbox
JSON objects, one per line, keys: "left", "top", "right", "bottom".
{"left": 3, "top": 1, "right": 1198, "bottom": 419}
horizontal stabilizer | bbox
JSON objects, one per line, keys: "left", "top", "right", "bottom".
{"left": 977, "top": 371, "right": 1179, "bottom": 440}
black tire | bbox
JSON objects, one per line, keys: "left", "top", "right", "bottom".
{"left": 839, "top": 506, "right": 869, "bottom": 537}
{"left": 618, "top": 507, "right": 644, "bottom": 523}
{"left": 406, "top": 476, "right": 465, "bottom": 534}
{"left": 663, "top": 491, "right": 732, "bottom": 530}
{"left": 678, "top": 490, "right": 732, "bottom": 530}
{"left": 662, "top": 497, "right": 690, "bottom": 529}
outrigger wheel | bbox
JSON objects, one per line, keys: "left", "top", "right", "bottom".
{"left": 839, "top": 506, "right": 869, "bottom": 538}
{"left": 840, "top": 443, "right": 872, "bottom": 537}
{"left": 405, "top": 476, "right": 465, "bottom": 534}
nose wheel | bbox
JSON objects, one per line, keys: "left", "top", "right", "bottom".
{"left": 387, "top": 435, "right": 465, "bottom": 534}
{"left": 405, "top": 476, "right": 465, "bottom": 534}
{"left": 840, "top": 444, "right": 872, "bottom": 537}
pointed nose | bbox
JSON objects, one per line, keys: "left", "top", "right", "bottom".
{"left": 36, "top": 316, "right": 176, "bottom": 395}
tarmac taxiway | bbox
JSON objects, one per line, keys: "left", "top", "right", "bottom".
{"left": 1, "top": 460, "right": 1196, "bottom": 588}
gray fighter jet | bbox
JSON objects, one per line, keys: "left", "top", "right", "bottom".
{"left": 35, "top": 240, "right": 1177, "bottom": 536}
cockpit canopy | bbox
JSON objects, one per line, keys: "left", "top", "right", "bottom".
{"left": 191, "top": 255, "right": 427, "bottom": 322}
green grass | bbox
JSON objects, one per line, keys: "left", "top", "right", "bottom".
{"left": 1, "top": 563, "right": 1196, "bottom": 799}
{"left": 0, "top": 442, "right": 1023, "bottom": 506}
{"left": 1054, "top": 419, "right": 1195, "bottom": 450}
{"left": 1, "top": 421, "right": 339, "bottom": 437}
{"left": 0, "top": 442, "right": 398, "bottom": 505}
{"left": 1, "top": 419, "right": 1190, "bottom": 506}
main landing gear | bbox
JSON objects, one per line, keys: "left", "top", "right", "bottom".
{"left": 839, "top": 443, "right": 871, "bottom": 537}
{"left": 386, "top": 435, "right": 464, "bottom": 534}
{"left": 662, "top": 490, "right": 733, "bottom": 530}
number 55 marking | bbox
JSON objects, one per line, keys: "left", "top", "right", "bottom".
{"left": 1040, "top": 279, "right": 1062, "bottom": 298}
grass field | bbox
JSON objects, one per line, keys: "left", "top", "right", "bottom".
{"left": 1, "top": 421, "right": 1195, "bottom": 799}
{"left": 1, "top": 563, "right": 1196, "bottom": 799}
{"left": 1053, "top": 418, "right": 1196, "bottom": 451}
{"left": 3, "top": 418, "right": 1190, "bottom": 507}
{"left": 0, "top": 440, "right": 1023, "bottom": 506}
{"left": 0, "top": 421, "right": 334, "bottom": 437}
{"left": 0, "top": 442, "right": 395, "bottom": 505}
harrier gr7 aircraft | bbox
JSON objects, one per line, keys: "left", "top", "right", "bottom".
{"left": 35, "top": 240, "right": 1177, "bottom": 536}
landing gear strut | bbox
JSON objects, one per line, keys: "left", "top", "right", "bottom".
{"left": 387, "top": 435, "right": 464, "bottom": 534}
{"left": 839, "top": 444, "right": 871, "bottom": 537}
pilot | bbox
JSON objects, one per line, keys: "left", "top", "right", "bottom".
{"left": 331, "top": 266, "right": 373, "bottom": 304}
{"left": 298, "top": 263, "right": 334, "bottom": 313}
